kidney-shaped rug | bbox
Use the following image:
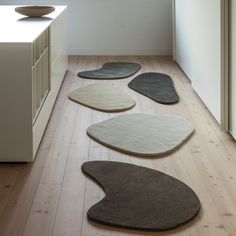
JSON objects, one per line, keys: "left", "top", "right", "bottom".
{"left": 82, "top": 161, "right": 201, "bottom": 231}
{"left": 78, "top": 62, "right": 141, "bottom": 80}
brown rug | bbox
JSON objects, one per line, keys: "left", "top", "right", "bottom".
{"left": 82, "top": 161, "right": 200, "bottom": 231}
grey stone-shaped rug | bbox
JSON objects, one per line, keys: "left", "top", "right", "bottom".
{"left": 87, "top": 113, "right": 194, "bottom": 157}
{"left": 82, "top": 161, "right": 201, "bottom": 231}
{"left": 128, "top": 73, "right": 179, "bottom": 104}
{"left": 78, "top": 62, "right": 141, "bottom": 80}
{"left": 69, "top": 84, "right": 135, "bottom": 112}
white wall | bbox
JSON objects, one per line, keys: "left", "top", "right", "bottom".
{"left": 1, "top": 0, "right": 173, "bottom": 55}
{"left": 229, "top": 0, "right": 236, "bottom": 137}
{"left": 175, "top": 0, "right": 222, "bottom": 123}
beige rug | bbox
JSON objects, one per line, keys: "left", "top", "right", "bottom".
{"left": 87, "top": 113, "right": 194, "bottom": 157}
{"left": 69, "top": 84, "right": 136, "bottom": 112}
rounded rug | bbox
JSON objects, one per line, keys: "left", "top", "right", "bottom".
{"left": 69, "top": 84, "right": 136, "bottom": 112}
{"left": 78, "top": 62, "right": 141, "bottom": 80}
{"left": 128, "top": 73, "right": 179, "bottom": 104}
{"left": 82, "top": 161, "right": 201, "bottom": 231}
{"left": 87, "top": 113, "right": 194, "bottom": 157}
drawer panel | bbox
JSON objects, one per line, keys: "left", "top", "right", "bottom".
{"left": 33, "top": 29, "right": 49, "bottom": 66}
{"left": 32, "top": 29, "right": 50, "bottom": 123}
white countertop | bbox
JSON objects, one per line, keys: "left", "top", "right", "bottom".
{"left": 0, "top": 5, "right": 67, "bottom": 43}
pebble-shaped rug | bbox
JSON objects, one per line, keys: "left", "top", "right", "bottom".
{"left": 78, "top": 62, "right": 141, "bottom": 80}
{"left": 87, "top": 113, "right": 193, "bottom": 157}
{"left": 69, "top": 84, "right": 135, "bottom": 112}
{"left": 128, "top": 72, "right": 179, "bottom": 104}
{"left": 82, "top": 161, "right": 201, "bottom": 231}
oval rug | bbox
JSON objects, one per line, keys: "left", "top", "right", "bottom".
{"left": 69, "top": 84, "right": 136, "bottom": 112}
{"left": 78, "top": 62, "right": 141, "bottom": 80}
{"left": 82, "top": 161, "right": 201, "bottom": 231}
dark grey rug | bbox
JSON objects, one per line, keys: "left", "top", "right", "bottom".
{"left": 128, "top": 72, "right": 179, "bottom": 104}
{"left": 78, "top": 62, "right": 141, "bottom": 80}
{"left": 82, "top": 161, "right": 200, "bottom": 231}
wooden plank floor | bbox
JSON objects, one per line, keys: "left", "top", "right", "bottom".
{"left": 0, "top": 56, "right": 236, "bottom": 236}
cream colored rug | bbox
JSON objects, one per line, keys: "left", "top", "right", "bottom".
{"left": 87, "top": 113, "right": 194, "bottom": 157}
{"left": 69, "top": 84, "right": 136, "bottom": 112}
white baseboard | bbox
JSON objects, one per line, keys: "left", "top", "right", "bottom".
{"left": 67, "top": 49, "right": 173, "bottom": 56}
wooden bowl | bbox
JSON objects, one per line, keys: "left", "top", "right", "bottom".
{"left": 15, "top": 6, "right": 55, "bottom": 17}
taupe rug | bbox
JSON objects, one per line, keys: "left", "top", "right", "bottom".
{"left": 82, "top": 161, "right": 201, "bottom": 231}
{"left": 78, "top": 62, "right": 141, "bottom": 80}
{"left": 87, "top": 114, "right": 194, "bottom": 157}
{"left": 69, "top": 84, "right": 135, "bottom": 112}
{"left": 128, "top": 73, "right": 179, "bottom": 104}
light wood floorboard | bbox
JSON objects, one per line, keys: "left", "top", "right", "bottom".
{"left": 0, "top": 56, "right": 236, "bottom": 236}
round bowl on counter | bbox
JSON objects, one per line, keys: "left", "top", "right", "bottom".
{"left": 15, "top": 6, "right": 55, "bottom": 17}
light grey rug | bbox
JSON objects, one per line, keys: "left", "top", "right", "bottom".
{"left": 87, "top": 113, "right": 194, "bottom": 157}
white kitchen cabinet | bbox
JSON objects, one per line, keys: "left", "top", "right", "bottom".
{"left": 0, "top": 6, "right": 68, "bottom": 161}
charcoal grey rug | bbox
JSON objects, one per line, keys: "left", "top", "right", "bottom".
{"left": 78, "top": 62, "right": 141, "bottom": 80}
{"left": 69, "top": 84, "right": 136, "bottom": 112}
{"left": 87, "top": 113, "right": 194, "bottom": 157}
{"left": 128, "top": 73, "right": 179, "bottom": 104}
{"left": 82, "top": 161, "right": 201, "bottom": 231}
